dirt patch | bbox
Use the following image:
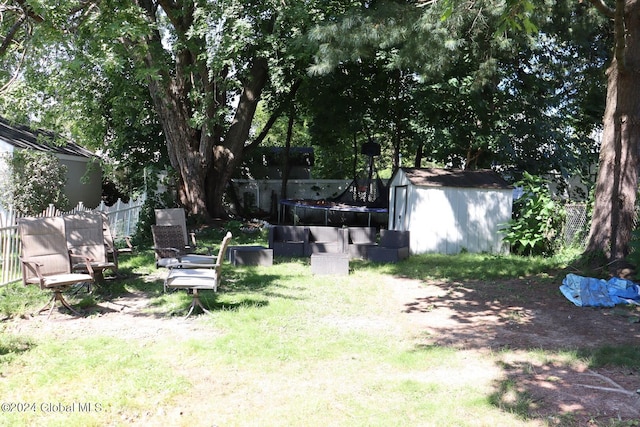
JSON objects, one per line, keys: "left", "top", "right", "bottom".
{"left": 3, "top": 272, "right": 640, "bottom": 425}
{"left": 390, "top": 275, "right": 640, "bottom": 425}
{"left": 5, "top": 290, "right": 223, "bottom": 343}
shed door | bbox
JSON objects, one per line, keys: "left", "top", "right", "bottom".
{"left": 393, "top": 185, "right": 408, "bottom": 230}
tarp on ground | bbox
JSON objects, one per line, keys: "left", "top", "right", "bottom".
{"left": 560, "top": 273, "right": 640, "bottom": 307}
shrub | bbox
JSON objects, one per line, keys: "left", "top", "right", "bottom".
{"left": 502, "top": 172, "right": 563, "bottom": 256}
{"left": 0, "top": 150, "right": 69, "bottom": 215}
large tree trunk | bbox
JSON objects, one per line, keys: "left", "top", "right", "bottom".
{"left": 146, "top": 76, "right": 212, "bottom": 218}
{"left": 137, "top": 0, "right": 213, "bottom": 218}
{"left": 206, "top": 58, "right": 269, "bottom": 218}
{"left": 137, "top": 1, "right": 268, "bottom": 221}
{"left": 585, "top": 1, "right": 640, "bottom": 264}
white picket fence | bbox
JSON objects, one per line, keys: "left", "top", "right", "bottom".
{"left": 0, "top": 196, "right": 145, "bottom": 287}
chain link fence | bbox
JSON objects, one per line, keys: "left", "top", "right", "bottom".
{"left": 563, "top": 202, "right": 588, "bottom": 248}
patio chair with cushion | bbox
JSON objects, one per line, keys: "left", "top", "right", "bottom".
{"left": 154, "top": 208, "right": 198, "bottom": 250}
{"left": 151, "top": 225, "right": 215, "bottom": 268}
{"left": 64, "top": 212, "right": 117, "bottom": 282}
{"left": 18, "top": 216, "right": 95, "bottom": 317}
{"left": 164, "top": 231, "right": 233, "bottom": 317}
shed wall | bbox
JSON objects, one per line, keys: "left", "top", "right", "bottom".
{"left": 389, "top": 170, "right": 512, "bottom": 255}
{"left": 0, "top": 140, "right": 14, "bottom": 153}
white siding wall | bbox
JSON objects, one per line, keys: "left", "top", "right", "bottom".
{"left": 0, "top": 139, "right": 15, "bottom": 153}
{"left": 232, "top": 179, "right": 353, "bottom": 211}
{"left": 389, "top": 169, "right": 512, "bottom": 255}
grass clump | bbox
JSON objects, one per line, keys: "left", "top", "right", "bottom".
{"left": 579, "top": 345, "right": 640, "bottom": 369}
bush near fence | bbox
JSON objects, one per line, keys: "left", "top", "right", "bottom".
{"left": 0, "top": 197, "right": 145, "bottom": 287}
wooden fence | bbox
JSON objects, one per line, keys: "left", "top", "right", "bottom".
{"left": 0, "top": 196, "right": 145, "bottom": 287}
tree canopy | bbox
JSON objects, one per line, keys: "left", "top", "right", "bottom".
{"left": 3, "top": 0, "right": 369, "bottom": 218}
{"left": 304, "top": 1, "right": 607, "bottom": 185}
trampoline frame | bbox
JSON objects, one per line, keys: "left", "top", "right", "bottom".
{"left": 278, "top": 199, "right": 388, "bottom": 226}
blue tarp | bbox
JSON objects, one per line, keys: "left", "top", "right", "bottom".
{"left": 560, "top": 273, "right": 640, "bottom": 307}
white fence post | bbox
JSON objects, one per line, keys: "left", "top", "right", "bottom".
{"left": 0, "top": 195, "right": 146, "bottom": 287}
{"left": 0, "top": 206, "right": 21, "bottom": 286}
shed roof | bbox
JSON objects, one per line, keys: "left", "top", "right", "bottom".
{"left": 398, "top": 167, "right": 512, "bottom": 190}
{"left": 0, "top": 116, "right": 95, "bottom": 159}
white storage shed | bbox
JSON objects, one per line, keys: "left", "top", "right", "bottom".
{"left": 388, "top": 168, "right": 513, "bottom": 254}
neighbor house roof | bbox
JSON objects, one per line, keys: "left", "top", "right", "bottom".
{"left": 398, "top": 167, "right": 512, "bottom": 190}
{"left": 0, "top": 116, "right": 95, "bottom": 158}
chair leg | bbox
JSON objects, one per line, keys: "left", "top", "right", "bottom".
{"left": 37, "top": 289, "right": 81, "bottom": 318}
{"left": 185, "top": 289, "right": 211, "bottom": 318}
{"left": 69, "top": 281, "right": 91, "bottom": 296}
{"left": 56, "top": 291, "right": 81, "bottom": 316}
{"left": 36, "top": 294, "right": 57, "bottom": 317}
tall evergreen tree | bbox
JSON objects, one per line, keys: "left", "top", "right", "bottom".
{"left": 581, "top": 0, "right": 640, "bottom": 264}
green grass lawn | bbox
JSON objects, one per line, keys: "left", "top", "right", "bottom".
{"left": 0, "top": 229, "right": 638, "bottom": 426}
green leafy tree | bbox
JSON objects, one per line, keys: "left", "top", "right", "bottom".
{"left": 0, "top": 0, "right": 44, "bottom": 94}
{"left": 579, "top": 0, "right": 640, "bottom": 265}
{"left": 1, "top": 0, "right": 365, "bottom": 221}
{"left": 308, "top": 1, "right": 605, "bottom": 180}
{"left": 451, "top": 0, "right": 640, "bottom": 266}
{"left": 428, "top": 0, "right": 640, "bottom": 266}
{"left": 0, "top": 150, "right": 69, "bottom": 215}
{"left": 0, "top": 0, "right": 616, "bottom": 257}
{"left": 301, "top": 61, "right": 402, "bottom": 179}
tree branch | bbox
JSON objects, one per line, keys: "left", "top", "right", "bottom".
{"left": 587, "top": 0, "right": 615, "bottom": 18}
{"left": 14, "top": 0, "right": 44, "bottom": 23}
{"left": 587, "top": 0, "right": 626, "bottom": 72}
{"left": 244, "top": 79, "right": 302, "bottom": 153}
{"left": 0, "top": 44, "right": 26, "bottom": 93}
{"left": 0, "top": 14, "right": 27, "bottom": 56}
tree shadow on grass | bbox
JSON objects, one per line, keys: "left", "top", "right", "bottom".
{"left": 159, "top": 291, "right": 270, "bottom": 317}
{"left": 366, "top": 256, "right": 640, "bottom": 425}
{"left": 38, "top": 255, "right": 309, "bottom": 319}
{"left": 367, "top": 253, "right": 565, "bottom": 282}
{"left": 360, "top": 255, "right": 639, "bottom": 352}
{"left": 0, "top": 335, "right": 35, "bottom": 363}
{"left": 488, "top": 352, "right": 640, "bottom": 425}
{"left": 117, "top": 266, "right": 296, "bottom": 318}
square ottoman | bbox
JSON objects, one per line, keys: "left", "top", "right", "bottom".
{"left": 311, "top": 252, "right": 349, "bottom": 275}
{"left": 227, "top": 246, "right": 274, "bottom": 266}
